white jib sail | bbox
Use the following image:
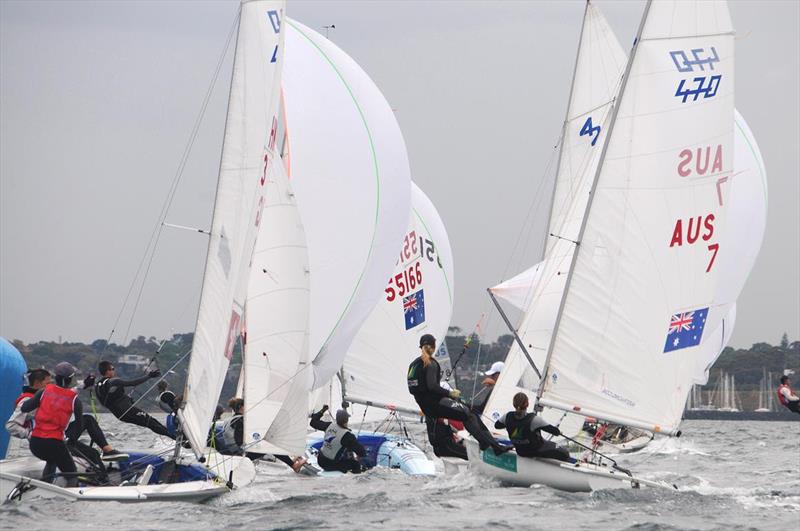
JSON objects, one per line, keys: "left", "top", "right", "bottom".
{"left": 539, "top": 0, "right": 735, "bottom": 435}
{"left": 181, "top": 0, "right": 287, "bottom": 455}
{"left": 342, "top": 182, "right": 454, "bottom": 421}
{"left": 242, "top": 141, "right": 310, "bottom": 455}
{"left": 282, "top": 19, "right": 411, "bottom": 390}
{"left": 482, "top": 2, "right": 625, "bottom": 433}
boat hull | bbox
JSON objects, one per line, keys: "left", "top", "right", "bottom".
{"left": 464, "top": 437, "right": 670, "bottom": 493}
{"left": 306, "top": 431, "right": 435, "bottom": 476}
{"left": 0, "top": 449, "right": 253, "bottom": 503}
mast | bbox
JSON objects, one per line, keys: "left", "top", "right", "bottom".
{"left": 534, "top": 0, "right": 654, "bottom": 410}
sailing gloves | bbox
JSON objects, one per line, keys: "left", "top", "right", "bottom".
{"left": 83, "top": 374, "right": 96, "bottom": 388}
{"left": 448, "top": 389, "right": 462, "bottom": 400}
{"left": 148, "top": 369, "right": 161, "bottom": 379}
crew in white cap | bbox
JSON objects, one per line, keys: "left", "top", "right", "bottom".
{"left": 471, "top": 361, "right": 504, "bottom": 414}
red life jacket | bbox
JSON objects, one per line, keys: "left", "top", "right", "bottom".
{"left": 777, "top": 384, "right": 792, "bottom": 406}
{"left": 31, "top": 384, "right": 77, "bottom": 440}
{"left": 14, "top": 391, "right": 35, "bottom": 407}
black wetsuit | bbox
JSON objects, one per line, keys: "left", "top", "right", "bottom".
{"left": 407, "top": 356, "right": 503, "bottom": 453}
{"left": 95, "top": 375, "right": 173, "bottom": 438}
{"left": 495, "top": 411, "right": 570, "bottom": 462}
{"left": 310, "top": 409, "right": 366, "bottom": 473}
{"left": 425, "top": 417, "right": 468, "bottom": 460}
{"left": 20, "top": 389, "right": 83, "bottom": 487}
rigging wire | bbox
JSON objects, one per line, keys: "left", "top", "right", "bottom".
{"left": 100, "top": 9, "right": 241, "bottom": 350}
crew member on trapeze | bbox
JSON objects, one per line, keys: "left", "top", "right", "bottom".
{"left": 495, "top": 392, "right": 574, "bottom": 463}
{"left": 407, "top": 334, "right": 511, "bottom": 456}
{"left": 777, "top": 375, "right": 800, "bottom": 414}
{"left": 95, "top": 360, "right": 174, "bottom": 438}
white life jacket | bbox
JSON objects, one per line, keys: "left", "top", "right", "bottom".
{"left": 5, "top": 394, "right": 35, "bottom": 440}
{"left": 214, "top": 415, "right": 240, "bottom": 450}
{"left": 320, "top": 423, "right": 350, "bottom": 461}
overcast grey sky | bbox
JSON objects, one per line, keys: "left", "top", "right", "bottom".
{"left": 1, "top": 0, "right": 797, "bottom": 348}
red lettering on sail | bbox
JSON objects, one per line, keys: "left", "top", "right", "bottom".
{"left": 706, "top": 243, "right": 719, "bottom": 273}
{"left": 669, "top": 214, "right": 715, "bottom": 247}
{"left": 224, "top": 310, "right": 242, "bottom": 361}
{"left": 676, "top": 144, "right": 724, "bottom": 177}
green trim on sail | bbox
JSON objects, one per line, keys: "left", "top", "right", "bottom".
{"left": 734, "top": 115, "right": 768, "bottom": 206}
{"left": 287, "top": 19, "right": 384, "bottom": 381}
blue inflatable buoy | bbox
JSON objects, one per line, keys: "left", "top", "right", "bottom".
{"left": 0, "top": 337, "right": 27, "bottom": 459}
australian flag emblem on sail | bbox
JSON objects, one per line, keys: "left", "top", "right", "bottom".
{"left": 663, "top": 307, "right": 708, "bottom": 353}
{"left": 403, "top": 289, "right": 425, "bottom": 330}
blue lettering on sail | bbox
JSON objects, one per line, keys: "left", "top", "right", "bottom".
{"left": 270, "top": 45, "right": 278, "bottom": 64}
{"left": 669, "top": 47, "right": 719, "bottom": 72}
{"left": 675, "top": 75, "right": 722, "bottom": 103}
{"left": 267, "top": 10, "right": 281, "bottom": 33}
{"left": 579, "top": 117, "right": 601, "bottom": 147}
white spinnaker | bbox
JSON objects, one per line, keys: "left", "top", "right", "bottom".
{"left": 282, "top": 19, "right": 411, "bottom": 390}
{"left": 689, "top": 109, "right": 767, "bottom": 384}
{"left": 539, "top": 0, "right": 735, "bottom": 434}
{"left": 181, "top": 0, "right": 286, "bottom": 455}
{"left": 342, "top": 182, "right": 454, "bottom": 421}
{"left": 482, "top": 2, "right": 624, "bottom": 434}
{"left": 242, "top": 147, "right": 310, "bottom": 455}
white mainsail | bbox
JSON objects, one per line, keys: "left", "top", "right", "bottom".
{"left": 490, "top": 110, "right": 766, "bottom": 399}
{"left": 181, "top": 0, "right": 287, "bottom": 455}
{"left": 242, "top": 134, "right": 310, "bottom": 456}
{"left": 538, "top": 0, "right": 735, "bottom": 435}
{"left": 282, "top": 19, "right": 411, "bottom": 391}
{"left": 482, "top": 1, "right": 624, "bottom": 430}
{"left": 341, "top": 182, "right": 454, "bottom": 420}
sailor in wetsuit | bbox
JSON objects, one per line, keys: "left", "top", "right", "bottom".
{"left": 95, "top": 360, "right": 174, "bottom": 438}
{"left": 309, "top": 405, "right": 366, "bottom": 474}
{"left": 408, "top": 334, "right": 510, "bottom": 456}
{"left": 495, "top": 392, "right": 572, "bottom": 463}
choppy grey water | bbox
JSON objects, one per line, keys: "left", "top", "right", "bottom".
{"left": 1, "top": 415, "right": 798, "bottom": 530}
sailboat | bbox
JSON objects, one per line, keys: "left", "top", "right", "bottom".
{"left": 305, "top": 182, "right": 454, "bottom": 475}
{"left": 467, "top": 0, "right": 739, "bottom": 492}
{"left": 0, "top": 0, "right": 286, "bottom": 502}
{"left": 230, "top": 16, "right": 415, "bottom": 470}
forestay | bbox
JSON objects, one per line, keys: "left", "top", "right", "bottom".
{"left": 282, "top": 19, "right": 411, "bottom": 390}
{"left": 482, "top": 2, "right": 624, "bottom": 432}
{"left": 242, "top": 132, "right": 310, "bottom": 456}
{"left": 342, "top": 182, "right": 454, "bottom": 420}
{"left": 538, "top": 0, "right": 735, "bottom": 435}
{"left": 181, "top": 0, "right": 287, "bottom": 455}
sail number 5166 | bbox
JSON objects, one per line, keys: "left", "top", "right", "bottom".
{"left": 385, "top": 262, "right": 423, "bottom": 302}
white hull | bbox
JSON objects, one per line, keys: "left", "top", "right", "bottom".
{"left": 306, "top": 431, "right": 436, "bottom": 476}
{"left": 0, "top": 450, "right": 254, "bottom": 503}
{"left": 464, "top": 437, "right": 672, "bottom": 493}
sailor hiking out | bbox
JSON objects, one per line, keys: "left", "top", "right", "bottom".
{"left": 495, "top": 392, "right": 573, "bottom": 463}
{"left": 95, "top": 360, "right": 174, "bottom": 438}
{"left": 310, "top": 405, "right": 366, "bottom": 474}
{"left": 407, "top": 334, "right": 511, "bottom": 456}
